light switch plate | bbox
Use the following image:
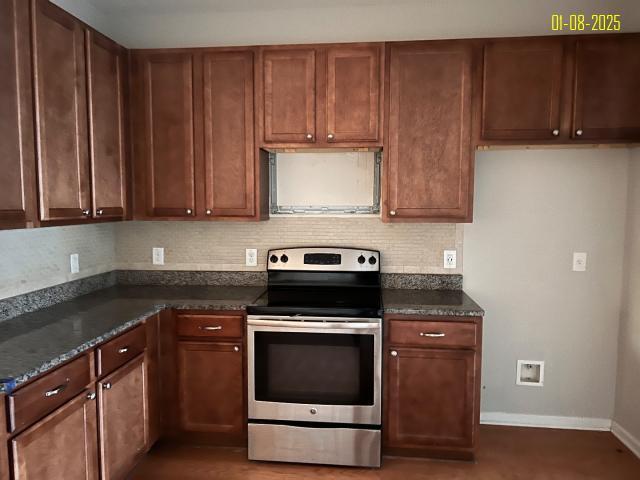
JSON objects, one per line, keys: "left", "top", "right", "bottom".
{"left": 573, "top": 252, "right": 587, "bottom": 272}
{"left": 70, "top": 254, "right": 79, "bottom": 274}
{"left": 246, "top": 248, "right": 258, "bottom": 267}
{"left": 444, "top": 250, "right": 457, "bottom": 269}
{"left": 152, "top": 247, "right": 165, "bottom": 265}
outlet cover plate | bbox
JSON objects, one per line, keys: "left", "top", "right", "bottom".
{"left": 70, "top": 254, "right": 79, "bottom": 274}
{"left": 246, "top": 248, "right": 258, "bottom": 267}
{"left": 444, "top": 250, "right": 457, "bottom": 269}
{"left": 152, "top": 247, "right": 165, "bottom": 266}
{"left": 573, "top": 252, "right": 587, "bottom": 272}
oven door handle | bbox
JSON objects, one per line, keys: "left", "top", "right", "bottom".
{"left": 247, "top": 318, "right": 380, "bottom": 330}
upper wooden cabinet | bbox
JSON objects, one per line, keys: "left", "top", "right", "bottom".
{"left": 0, "top": 0, "right": 37, "bottom": 230}
{"left": 481, "top": 38, "right": 564, "bottom": 141}
{"left": 87, "top": 31, "right": 127, "bottom": 220}
{"left": 573, "top": 36, "right": 640, "bottom": 141}
{"left": 385, "top": 41, "right": 474, "bottom": 222}
{"left": 260, "top": 43, "right": 383, "bottom": 147}
{"left": 32, "top": 0, "right": 91, "bottom": 222}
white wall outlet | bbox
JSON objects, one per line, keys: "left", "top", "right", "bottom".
{"left": 69, "top": 253, "right": 80, "bottom": 274}
{"left": 444, "top": 250, "right": 457, "bottom": 269}
{"left": 152, "top": 247, "right": 165, "bottom": 265}
{"left": 246, "top": 248, "right": 258, "bottom": 267}
{"left": 516, "top": 360, "right": 544, "bottom": 387}
{"left": 572, "top": 252, "right": 587, "bottom": 272}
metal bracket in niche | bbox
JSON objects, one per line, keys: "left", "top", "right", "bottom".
{"left": 269, "top": 151, "right": 382, "bottom": 215}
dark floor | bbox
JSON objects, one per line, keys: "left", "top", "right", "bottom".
{"left": 129, "top": 426, "right": 640, "bottom": 479}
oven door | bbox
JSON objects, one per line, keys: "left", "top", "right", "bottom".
{"left": 248, "top": 316, "right": 382, "bottom": 425}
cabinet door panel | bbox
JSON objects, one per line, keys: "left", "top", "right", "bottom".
{"left": 263, "top": 48, "right": 316, "bottom": 143}
{"left": 87, "top": 31, "right": 126, "bottom": 219}
{"left": 327, "top": 45, "right": 381, "bottom": 143}
{"left": 203, "top": 51, "right": 255, "bottom": 217}
{"left": 386, "top": 42, "right": 473, "bottom": 221}
{"left": 32, "top": 0, "right": 91, "bottom": 221}
{"left": 138, "top": 53, "right": 197, "bottom": 217}
{"left": 0, "top": 0, "right": 37, "bottom": 229}
{"left": 481, "top": 38, "right": 564, "bottom": 140}
{"left": 98, "top": 355, "right": 147, "bottom": 480}
{"left": 178, "top": 342, "right": 244, "bottom": 434}
{"left": 12, "top": 392, "right": 98, "bottom": 480}
{"left": 573, "top": 36, "right": 640, "bottom": 141}
{"left": 386, "top": 348, "right": 475, "bottom": 448}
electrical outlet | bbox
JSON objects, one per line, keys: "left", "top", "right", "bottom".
{"left": 516, "top": 360, "right": 544, "bottom": 387}
{"left": 70, "top": 254, "right": 79, "bottom": 274}
{"left": 246, "top": 248, "right": 258, "bottom": 267}
{"left": 444, "top": 250, "right": 457, "bottom": 269}
{"left": 573, "top": 252, "right": 587, "bottom": 272}
{"left": 152, "top": 247, "right": 165, "bottom": 265}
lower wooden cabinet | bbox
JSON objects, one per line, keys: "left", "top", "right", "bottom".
{"left": 97, "top": 354, "right": 148, "bottom": 480}
{"left": 11, "top": 391, "right": 99, "bottom": 480}
{"left": 0, "top": 394, "right": 9, "bottom": 480}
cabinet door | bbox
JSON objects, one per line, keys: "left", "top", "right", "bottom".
{"left": 32, "top": 0, "right": 91, "bottom": 222}
{"left": 386, "top": 347, "right": 476, "bottom": 449}
{"left": 98, "top": 355, "right": 148, "bottom": 480}
{"left": 386, "top": 42, "right": 473, "bottom": 221}
{"left": 262, "top": 48, "right": 316, "bottom": 144}
{"left": 11, "top": 391, "right": 98, "bottom": 480}
{"left": 178, "top": 342, "right": 244, "bottom": 434}
{"left": 87, "top": 31, "right": 126, "bottom": 220}
{"left": 326, "top": 45, "right": 382, "bottom": 143}
{"left": 135, "top": 53, "right": 197, "bottom": 217}
{"left": 481, "top": 38, "right": 564, "bottom": 141}
{"left": 203, "top": 51, "right": 255, "bottom": 217}
{"left": 0, "top": 394, "right": 8, "bottom": 480}
{"left": 0, "top": 0, "right": 37, "bottom": 230}
{"left": 573, "top": 36, "right": 640, "bottom": 141}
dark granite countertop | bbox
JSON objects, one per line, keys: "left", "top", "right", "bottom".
{"left": 0, "top": 285, "right": 265, "bottom": 393}
{"left": 382, "top": 289, "right": 484, "bottom": 317}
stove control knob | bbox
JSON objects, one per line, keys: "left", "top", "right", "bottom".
{"left": 280, "top": 254, "right": 289, "bottom": 263}
{"left": 270, "top": 255, "right": 278, "bottom": 263}
{"left": 357, "top": 255, "right": 366, "bottom": 264}
{"left": 368, "top": 256, "right": 377, "bottom": 265}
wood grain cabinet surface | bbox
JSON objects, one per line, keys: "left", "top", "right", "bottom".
{"left": 385, "top": 41, "right": 474, "bottom": 222}
{"left": 0, "top": 394, "right": 8, "bottom": 480}
{"left": 0, "top": 0, "right": 38, "bottom": 230}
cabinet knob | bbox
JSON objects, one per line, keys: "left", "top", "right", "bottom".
{"left": 234, "top": 346, "right": 240, "bottom": 352}
{"left": 551, "top": 129, "right": 559, "bottom": 136}
{"left": 205, "top": 209, "right": 212, "bottom": 216}
{"left": 327, "top": 133, "right": 335, "bottom": 140}
{"left": 389, "top": 210, "right": 397, "bottom": 216}
{"left": 87, "top": 392, "right": 96, "bottom": 401}
{"left": 305, "top": 133, "right": 313, "bottom": 140}
{"left": 102, "top": 382, "right": 112, "bottom": 390}
{"left": 390, "top": 350, "right": 398, "bottom": 357}
{"left": 82, "top": 209, "right": 91, "bottom": 216}
{"left": 576, "top": 129, "right": 583, "bottom": 136}
{"left": 186, "top": 208, "right": 193, "bottom": 215}
{"left": 96, "top": 209, "right": 104, "bottom": 216}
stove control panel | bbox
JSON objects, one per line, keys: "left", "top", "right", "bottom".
{"left": 267, "top": 247, "right": 380, "bottom": 272}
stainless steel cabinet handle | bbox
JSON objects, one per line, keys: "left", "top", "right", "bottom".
{"left": 205, "top": 209, "right": 212, "bottom": 215}
{"left": 186, "top": 208, "right": 193, "bottom": 215}
{"left": 82, "top": 209, "right": 91, "bottom": 216}
{"left": 420, "top": 332, "right": 446, "bottom": 337}
{"left": 305, "top": 133, "right": 313, "bottom": 140}
{"left": 576, "top": 129, "right": 583, "bottom": 136}
{"left": 102, "top": 382, "right": 112, "bottom": 390}
{"left": 117, "top": 346, "right": 129, "bottom": 354}
{"left": 44, "top": 384, "right": 67, "bottom": 397}
{"left": 390, "top": 350, "right": 398, "bottom": 357}
{"left": 552, "top": 129, "right": 559, "bottom": 136}
{"left": 327, "top": 133, "right": 334, "bottom": 140}
{"left": 199, "top": 325, "right": 222, "bottom": 331}
{"left": 234, "top": 346, "right": 240, "bottom": 352}
{"left": 87, "top": 392, "right": 96, "bottom": 400}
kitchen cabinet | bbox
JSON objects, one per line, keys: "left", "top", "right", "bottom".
{"left": 11, "top": 391, "right": 99, "bottom": 480}
{"left": 385, "top": 41, "right": 474, "bottom": 222}
{"left": 572, "top": 35, "right": 640, "bottom": 141}
{"left": 0, "top": 394, "right": 8, "bottom": 480}
{"left": 480, "top": 38, "right": 565, "bottom": 141}
{"left": 32, "top": 0, "right": 91, "bottom": 222}
{"left": 97, "top": 355, "right": 148, "bottom": 480}
{"left": 87, "top": 30, "right": 127, "bottom": 220}
{"left": 260, "top": 43, "right": 383, "bottom": 147}
{"left": 384, "top": 316, "right": 482, "bottom": 460}
{"left": 0, "top": 0, "right": 38, "bottom": 230}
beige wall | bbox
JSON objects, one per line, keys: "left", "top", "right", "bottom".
{"left": 0, "top": 224, "right": 116, "bottom": 300}
{"left": 115, "top": 218, "right": 462, "bottom": 274}
{"left": 464, "top": 148, "right": 629, "bottom": 421}
{"left": 614, "top": 148, "right": 640, "bottom": 442}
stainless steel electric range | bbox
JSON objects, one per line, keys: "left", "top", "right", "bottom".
{"left": 246, "top": 247, "right": 383, "bottom": 468}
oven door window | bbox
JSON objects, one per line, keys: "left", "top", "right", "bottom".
{"left": 254, "top": 332, "right": 374, "bottom": 406}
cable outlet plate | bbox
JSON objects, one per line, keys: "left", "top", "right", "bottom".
{"left": 516, "top": 360, "right": 544, "bottom": 387}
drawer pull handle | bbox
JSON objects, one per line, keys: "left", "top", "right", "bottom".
{"left": 44, "top": 384, "right": 67, "bottom": 397}
{"left": 118, "top": 347, "right": 129, "bottom": 354}
{"left": 420, "top": 332, "right": 446, "bottom": 338}
{"left": 200, "top": 325, "right": 222, "bottom": 331}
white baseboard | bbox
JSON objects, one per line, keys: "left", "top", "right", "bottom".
{"left": 611, "top": 421, "right": 640, "bottom": 459}
{"left": 480, "top": 412, "right": 612, "bottom": 431}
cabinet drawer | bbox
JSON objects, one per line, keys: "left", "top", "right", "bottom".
{"left": 96, "top": 325, "right": 146, "bottom": 378}
{"left": 8, "top": 355, "right": 90, "bottom": 433}
{"left": 176, "top": 314, "right": 243, "bottom": 339}
{"left": 388, "top": 320, "right": 477, "bottom": 349}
